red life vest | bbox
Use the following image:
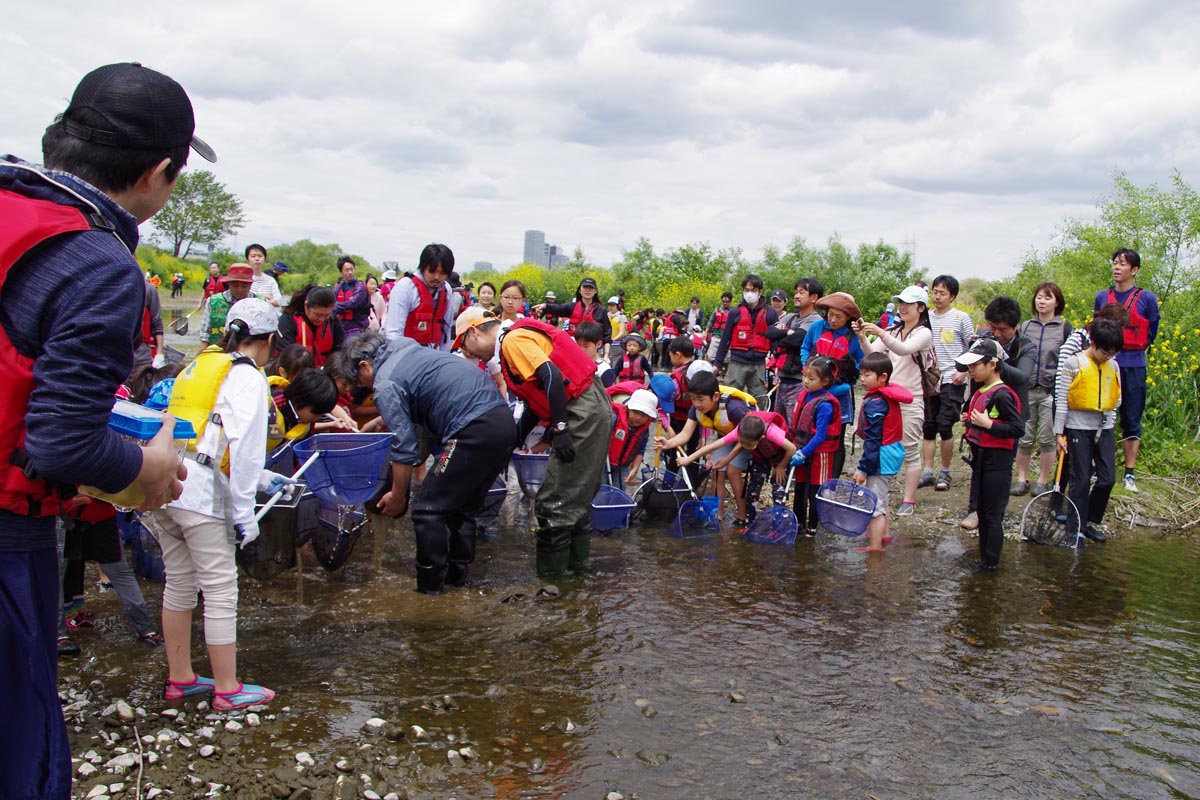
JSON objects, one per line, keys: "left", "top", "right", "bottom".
{"left": 294, "top": 313, "right": 335, "bottom": 367}
{"left": 1107, "top": 287, "right": 1150, "bottom": 351}
{"left": 814, "top": 326, "right": 852, "bottom": 361}
{"left": 605, "top": 379, "right": 645, "bottom": 399}
{"left": 789, "top": 389, "right": 842, "bottom": 454}
{"left": 729, "top": 305, "right": 770, "bottom": 354}
{"left": 403, "top": 276, "right": 447, "bottom": 346}
{"left": 856, "top": 383, "right": 911, "bottom": 446}
{"left": 711, "top": 307, "right": 730, "bottom": 332}
{"left": 453, "top": 287, "right": 472, "bottom": 318}
{"left": 335, "top": 280, "right": 359, "bottom": 322}
{"left": 202, "top": 274, "right": 223, "bottom": 299}
{"left": 618, "top": 354, "right": 646, "bottom": 381}
{"left": 660, "top": 318, "right": 679, "bottom": 339}
{"left": 743, "top": 410, "right": 789, "bottom": 465}
{"left": 500, "top": 318, "right": 597, "bottom": 422}
{"left": 0, "top": 188, "right": 113, "bottom": 517}
{"left": 141, "top": 307, "right": 157, "bottom": 354}
{"left": 566, "top": 301, "right": 602, "bottom": 333}
{"left": 669, "top": 364, "right": 694, "bottom": 422}
{"left": 964, "top": 383, "right": 1021, "bottom": 450}
{"left": 607, "top": 403, "right": 651, "bottom": 468}
{"left": 379, "top": 279, "right": 395, "bottom": 302}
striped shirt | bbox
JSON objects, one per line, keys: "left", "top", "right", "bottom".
{"left": 929, "top": 307, "right": 974, "bottom": 384}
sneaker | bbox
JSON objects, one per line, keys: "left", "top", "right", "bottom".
{"left": 65, "top": 609, "right": 96, "bottom": 630}
{"left": 139, "top": 632, "right": 165, "bottom": 647}
{"left": 1123, "top": 475, "right": 1139, "bottom": 494}
{"left": 164, "top": 675, "right": 216, "bottom": 701}
{"left": 896, "top": 502, "right": 916, "bottom": 517}
{"left": 57, "top": 636, "right": 81, "bottom": 658}
{"left": 1031, "top": 483, "right": 1049, "bottom": 497}
{"left": 960, "top": 511, "right": 979, "bottom": 531}
{"left": 1009, "top": 481, "right": 1029, "bottom": 497}
{"left": 917, "top": 470, "right": 936, "bottom": 489}
{"left": 213, "top": 683, "right": 275, "bottom": 712}
{"left": 935, "top": 472, "right": 952, "bottom": 492}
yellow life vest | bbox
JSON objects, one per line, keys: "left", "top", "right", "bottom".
{"left": 1067, "top": 351, "right": 1120, "bottom": 413}
{"left": 696, "top": 385, "right": 758, "bottom": 435}
{"left": 265, "top": 375, "right": 311, "bottom": 452}
{"left": 168, "top": 346, "right": 257, "bottom": 473}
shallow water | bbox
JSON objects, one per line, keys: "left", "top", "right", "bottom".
{"left": 68, "top": 505, "right": 1200, "bottom": 799}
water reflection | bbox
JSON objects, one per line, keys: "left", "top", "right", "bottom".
{"left": 63, "top": 519, "right": 1200, "bottom": 798}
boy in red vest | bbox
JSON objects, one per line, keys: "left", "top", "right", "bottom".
{"left": 616, "top": 333, "right": 653, "bottom": 386}
{"left": 852, "top": 352, "right": 914, "bottom": 552}
{"left": 606, "top": 389, "right": 659, "bottom": 486}
{"left": 956, "top": 338, "right": 1024, "bottom": 570}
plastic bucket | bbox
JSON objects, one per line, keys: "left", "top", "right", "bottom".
{"left": 591, "top": 484, "right": 636, "bottom": 532}
{"left": 293, "top": 433, "right": 393, "bottom": 506}
{"left": 815, "top": 479, "right": 877, "bottom": 537}
{"left": 511, "top": 452, "right": 550, "bottom": 497}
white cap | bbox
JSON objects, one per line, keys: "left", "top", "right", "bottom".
{"left": 892, "top": 285, "right": 929, "bottom": 306}
{"left": 226, "top": 298, "right": 278, "bottom": 335}
{"left": 627, "top": 389, "right": 659, "bottom": 418}
{"left": 607, "top": 296, "right": 621, "bottom": 305}
{"left": 381, "top": 269, "right": 398, "bottom": 281}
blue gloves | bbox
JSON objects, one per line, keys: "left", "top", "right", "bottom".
{"left": 790, "top": 452, "right": 807, "bottom": 467}
{"left": 265, "top": 474, "right": 292, "bottom": 495}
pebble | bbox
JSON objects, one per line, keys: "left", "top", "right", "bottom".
{"left": 84, "top": 749, "right": 102, "bottom": 764}
{"left": 335, "top": 759, "right": 351, "bottom": 772}
{"left": 109, "top": 782, "right": 125, "bottom": 793}
{"left": 363, "top": 792, "right": 382, "bottom": 800}
{"left": 246, "top": 713, "right": 261, "bottom": 727}
{"left": 178, "top": 735, "right": 193, "bottom": 749}
{"left": 77, "top": 762, "right": 98, "bottom": 778}
{"left": 607, "top": 793, "right": 626, "bottom": 800}
{"left": 115, "top": 700, "right": 135, "bottom": 722}
{"left": 729, "top": 692, "right": 746, "bottom": 703}
{"left": 161, "top": 708, "right": 180, "bottom": 719}
{"left": 295, "top": 752, "right": 315, "bottom": 767}
{"left": 196, "top": 726, "right": 216, "bottom": 740}
{"left": 363, "top": 717, "right": 387, "bottom": 733}
{"left": 641, "top": 705, "right": 657, "bottom": 718}
{"left": 447, "top": 750, "right": 466, "bottom": 768}
{"left": 147, "top": 789, "right": 164, "bottom": 799}
{"left": 196, "top": 701, "right": 210, "bottom": 712}
{"left": 199, "top": 745, "right": 216, "bottom": 758}
{"left": 225, "top": 720, "right": 244, "bottom": 732}
{"left": 87, "top": 786, "right": 109, "bottom": 799}
{"left": 409, "top": 725, "right": 428, "bottom": 741}
{"left": 529, "top": 757, "right": 546, "bottom": 774}
{"left": 459, "top": 746, "right": 478, "bottom": 761}
{"left": 383, "top": 794, "right": 401, "bottom": 800}
{"left": 106, "top": 753, "right": 138, "bottom": 769}
{"left": 157, "top": 729, "right": 179, "bottom": 742}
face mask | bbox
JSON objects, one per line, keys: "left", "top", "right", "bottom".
{"left": 743, "top": 291, "right": 760, "bottom": 305}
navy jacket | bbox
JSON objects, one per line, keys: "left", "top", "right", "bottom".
{"left": 371, "top": 338, "right": 509, "bottom": 464}
{"left": 0, "top": 157, "right": 146, "bottom": 550}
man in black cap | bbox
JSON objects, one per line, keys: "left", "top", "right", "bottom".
{"left": 0, "top": 63, "right": 207, "bottom": 799}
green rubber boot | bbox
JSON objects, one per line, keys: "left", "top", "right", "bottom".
{"left": 568, "top": 527, "right": 591, "bottom": 573}
{"left": 535, "top": 527, "right": 571, "bottom": 577}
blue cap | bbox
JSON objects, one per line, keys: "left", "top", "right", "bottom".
{"left": 271, "top": 260, "right": 289, "bottom": 273}
{"left": 648, "top": 373, "right": 676, "bottom": 414}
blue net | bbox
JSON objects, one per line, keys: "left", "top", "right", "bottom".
{"left": 293, "top": 433, "right": 392, "bottom": 506}
{"left": 511, "top": 453, "right": 550, "bottom": 497}
{"left": 591, "top": 484, "right": 636, "bottom": 532}
{"left": 815, "top": 479, "right": 878, "bottom": 537}
{"left": 667, "top": 496, "right": 720, "bottom": 537}
{"left": 742, "top": 506, "right": 798, "bottom": 546}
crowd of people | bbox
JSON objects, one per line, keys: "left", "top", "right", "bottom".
{"left": 0, "top": 63, "right": 1164, "bottom": 800}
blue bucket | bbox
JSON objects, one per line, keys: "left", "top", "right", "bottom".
{"left": 511, "top": 452, "right": 550, "bottom": 497}
{"left": 815, "top": 479, "right": 878, "bottom": 537}
{"left": 591, "top": 484, "right": 636, "bottom": 532}
{"left": 119, "top": 513, "right": 165, "bottom": 582}
{"left": 293, "top": 433, "right": 393, "bottom": 506}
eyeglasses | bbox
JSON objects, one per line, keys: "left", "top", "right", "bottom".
{"left": 500, "top": 294, "right": 524, "bottom": 302}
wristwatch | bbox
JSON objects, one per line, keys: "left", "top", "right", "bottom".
{"left": 552, "top": 421, "right": 569, "bottom": 433}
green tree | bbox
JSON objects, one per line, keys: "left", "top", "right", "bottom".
{"left": 152, "top": 170, "right": 246, "bottom": 258}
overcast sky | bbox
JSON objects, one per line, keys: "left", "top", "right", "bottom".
{"left": 4, "top": 2, "right": 1197, "bottom": 279}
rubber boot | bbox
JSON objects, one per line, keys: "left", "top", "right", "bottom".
{"left": 568, "top": 529, "right": 591, "bottom": 573}
{"left": 535, "top": 527, "right": 571, "bottom": 577}
{"left": 446, "top": 562, "right": 469, "bottom": 587}
{"left": 415, "top": 564, "right": 446, "bottom": 595}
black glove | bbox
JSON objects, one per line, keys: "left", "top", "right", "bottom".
{"left": 552, "top": 428, "right": 576, "bottom": 463}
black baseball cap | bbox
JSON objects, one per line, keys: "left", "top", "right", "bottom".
{"left": 60, "top": 63, "right": 216, "bottom": 163}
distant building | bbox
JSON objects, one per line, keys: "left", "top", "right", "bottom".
{"left": 548, "top": 245, "right": 569, "bottom": 269}
{"left": 523, "top": 230, "right": 547, "bottom": 266}
{"left": 473, "top": 261, "right": 493, "bottom": 271}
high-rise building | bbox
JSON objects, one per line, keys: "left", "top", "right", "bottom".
{"left": 523, "top": 230, "right": 547, "bottom": 266}
{"left": 473, "top": 261, "right": 493, "bottom": 271}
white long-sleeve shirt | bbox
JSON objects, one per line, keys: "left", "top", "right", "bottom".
{"left": 171, "top": 362, "right": 269, "bottom": 527}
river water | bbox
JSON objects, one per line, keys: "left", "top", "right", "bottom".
{"left": 65, "top": 500, "right": 1200, "bottom": 799}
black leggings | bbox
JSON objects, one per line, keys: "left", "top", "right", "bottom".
{"left": 969, "top": 444, "right": 1015, "bottom": 566}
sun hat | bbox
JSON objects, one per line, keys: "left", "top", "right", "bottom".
{"left": 452, "top": 306, "right": 496, "bottom": 349}
{"left": 61, "top": 62, "right": 216, "bottom": 163}
{"left": 892, "top": 285, "right": 930, "bottom": 306}
{"left": 221, "top": 264, "right": 254, "bottom": 284}
{"left": 271, "top": 260, "right": 289, "bottom": 274}
{"left": 226, "top": 298, "right": 277, "bottom": 335}
{"left": 623, "top": 333, "right": 647, "bottom": 352}
{"left": 955, "top": 337, "right": 1008, "bottom": 366}
{"left": 627, "top": 389, "right": 660, "bottom": 418}
{"left": 381, "top": 269, "right": 398, "bottom": 281}
{"left": 648, "top": 373, "right": 676, "bottom": 413}
{"left": 544, "top": 290, "right": 556, "bottom": 300}
{"left": 814, "top": 292, "right": 861, "bottom": 320}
